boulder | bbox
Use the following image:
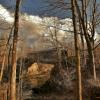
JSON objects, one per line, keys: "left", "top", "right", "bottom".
{"left": 23, "top": 63, "right": 54, "bottom": 88}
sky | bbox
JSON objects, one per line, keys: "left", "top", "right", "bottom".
{"left": 0, "top": 0, "right": 71, "bottom": 18}
{"left": 0, "top": 0, "right": 100, "bottom": 19}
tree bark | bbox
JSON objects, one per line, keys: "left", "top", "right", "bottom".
{"left": 10, "top": 0, "right": 21, "bottom": 100}
{"left": 0, "top": 52, "right": 6, "bottom": 82}
{"left": 71, "top": 0, "right": 82, "bottom": 100}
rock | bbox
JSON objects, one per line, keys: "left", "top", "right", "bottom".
{"left": 23, "top": 63, "right": 54, "bottom": 88}
{"left": 27, "top": 63, "right": 39, "bottom": 75}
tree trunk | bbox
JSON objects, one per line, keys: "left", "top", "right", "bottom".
{"left": 75, "top": 0, "right": 97, "bottom": 80}
{"left": 71, "top": 0, "right": 82, "bottom": 100}
{"left": 10, "top": 0, "right": 20, "bottom": 100}
{"left": 88, "top": 43, "right": 96, "bottom": 80}
{"left": 0, "top": 52, "right": 6, "bottom": 82}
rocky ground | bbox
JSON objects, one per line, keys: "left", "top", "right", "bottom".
{"left": 0, "top": 63, "right": 100, "bottom": 100}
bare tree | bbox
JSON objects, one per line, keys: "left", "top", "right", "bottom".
{"left": 71, "top": 0, "right": 82, "bottom": 100}
{"left": 0, "top": 25, "right": 13, "bottom": 83}
{"left": 10, "top": 0, "right": 21, "bottom": 100}
{"left": 43, "top": 0, "right": 100, "bottom": 80}
{"left": 74, "top": 0, "right": 100, "bottom": 80}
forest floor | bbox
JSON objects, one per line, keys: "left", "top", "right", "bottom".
{"left": 22, "top": 86, "right": 76, "bottom": 100}
{"left": 0, "top": 82, "right": 75, "bottom": 100}
{"left": 22, "top": 66, "right": 100, "bottom": 100}
{"left": 0, "top": 65, "right": 100, "bottom": 100}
